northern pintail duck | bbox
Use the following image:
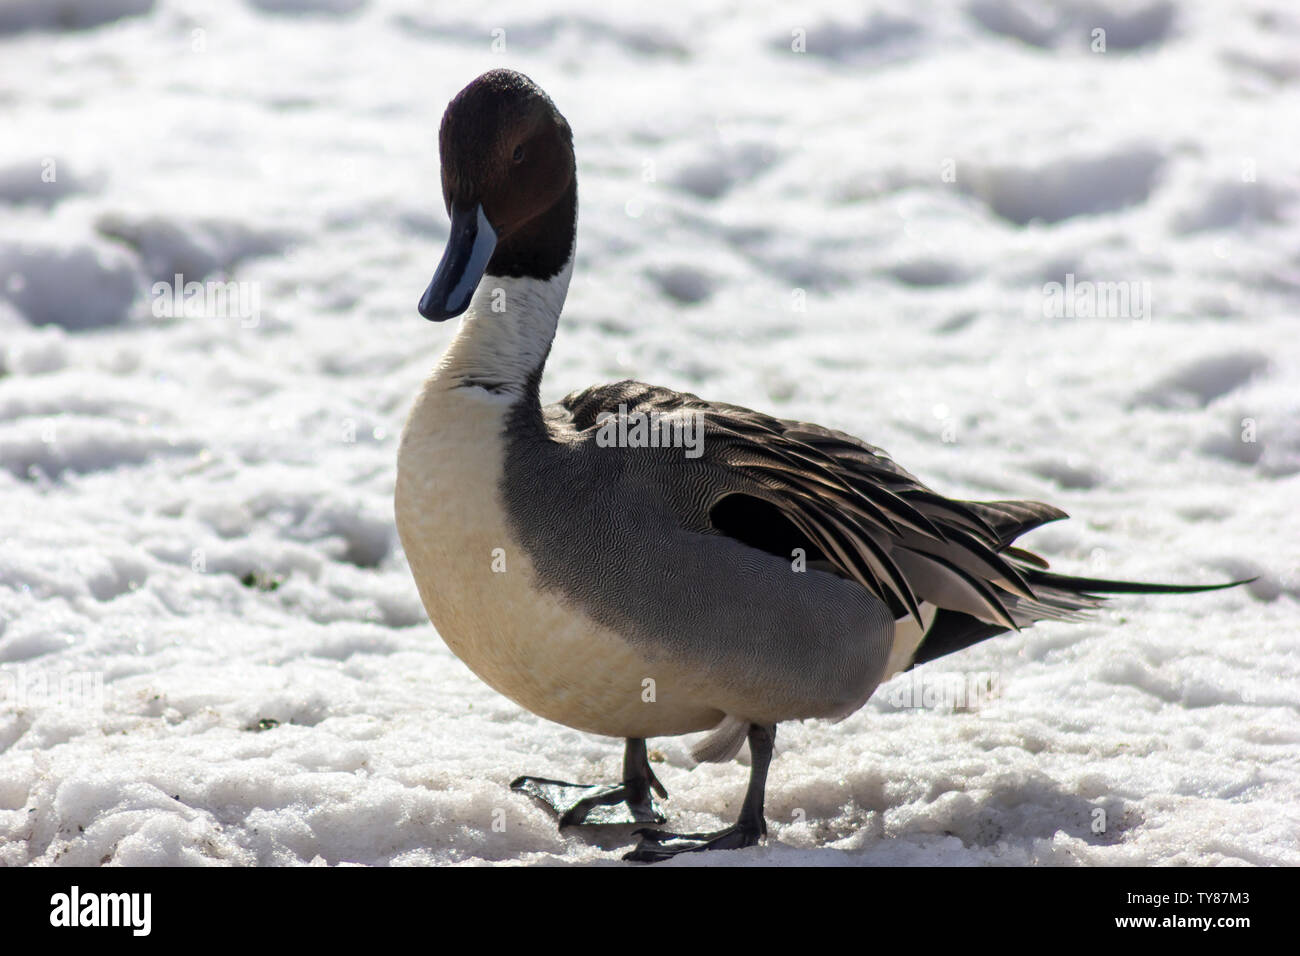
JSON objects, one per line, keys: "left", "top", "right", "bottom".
{"left": 395, "top": 69, "right": 1244, "bottom": 862}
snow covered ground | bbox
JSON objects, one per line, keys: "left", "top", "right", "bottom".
{"left": 0, "top": 0, "right": 1297, "bottom": 866}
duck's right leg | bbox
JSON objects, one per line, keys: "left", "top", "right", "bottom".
{"left": 511, "top": 737, "right": 668, "bottom": 827}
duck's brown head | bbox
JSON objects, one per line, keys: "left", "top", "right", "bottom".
{"left": 419, "top": 69, "right": 577, "bottom": 321}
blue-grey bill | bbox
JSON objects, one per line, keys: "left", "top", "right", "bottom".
{"left": 418, "top": 203, "right": 497, "bottom": 321}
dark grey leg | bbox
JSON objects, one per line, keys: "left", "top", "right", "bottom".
{"left": 623, "top": 723, "right": 775, "bottom": 862}
{"left": 511, "top": 737, "right": 668, "bottom": 827}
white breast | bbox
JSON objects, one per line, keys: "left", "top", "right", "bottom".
{"left": 395, "top": 371, "right": 725, "bottom": 740}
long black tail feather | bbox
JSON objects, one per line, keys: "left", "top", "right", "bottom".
{"left": 908, "top": 572, "right": 1253, "bottom": 670}
{"left": 1026, "top": 570, "right": 1255, "bottom": 596}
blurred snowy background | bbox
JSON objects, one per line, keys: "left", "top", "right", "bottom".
{"left": 0, "top": 0, "right": 1297, "bottom": 865}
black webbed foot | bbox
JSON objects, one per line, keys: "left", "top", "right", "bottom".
{"left": 510, "top": 738, "right": 667, "bottom": 827}
{"left": 623, "top": 822, "right": 764, "bottom": 862}
{"left": 510, "top": 775, "right": 666, "bottom": 826}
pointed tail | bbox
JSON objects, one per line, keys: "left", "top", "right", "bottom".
{"left": 1025, "top": 570, "right": 1255, "bottom": 596}
{"left": 909, "top": 571, "right": 1253, "bottom": 670}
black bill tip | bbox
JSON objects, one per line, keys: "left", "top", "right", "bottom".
{"left": 418, "top": 203, "right": 498, "bottom": 321}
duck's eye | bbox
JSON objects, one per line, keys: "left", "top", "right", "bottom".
{"left": 512, "top": 144, "right": 525, "bottom": 164}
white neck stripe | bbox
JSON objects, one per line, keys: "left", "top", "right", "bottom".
{"left": 434, "top": 255, "right": 574, "bottom": 394}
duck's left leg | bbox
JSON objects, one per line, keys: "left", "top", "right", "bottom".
{"left": 511, "top": 737, "right": 668, "bottom": 827}
{"left": 624, "top": 723, "right": 774, "bottom": 862}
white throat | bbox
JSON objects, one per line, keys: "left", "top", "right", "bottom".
{"left": 434, "top": 258, "right": 574, "bottom": 393}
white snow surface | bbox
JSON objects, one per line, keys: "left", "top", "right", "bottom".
{"left": 1, "top": 0, "right": 1298, "bottom": 866}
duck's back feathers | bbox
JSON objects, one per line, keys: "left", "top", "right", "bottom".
{"left": 556, "top": 381, "right": 1070, "bottom": 633}
{"left": 554, "top": 380, "right": 1244, "bottom": 682}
